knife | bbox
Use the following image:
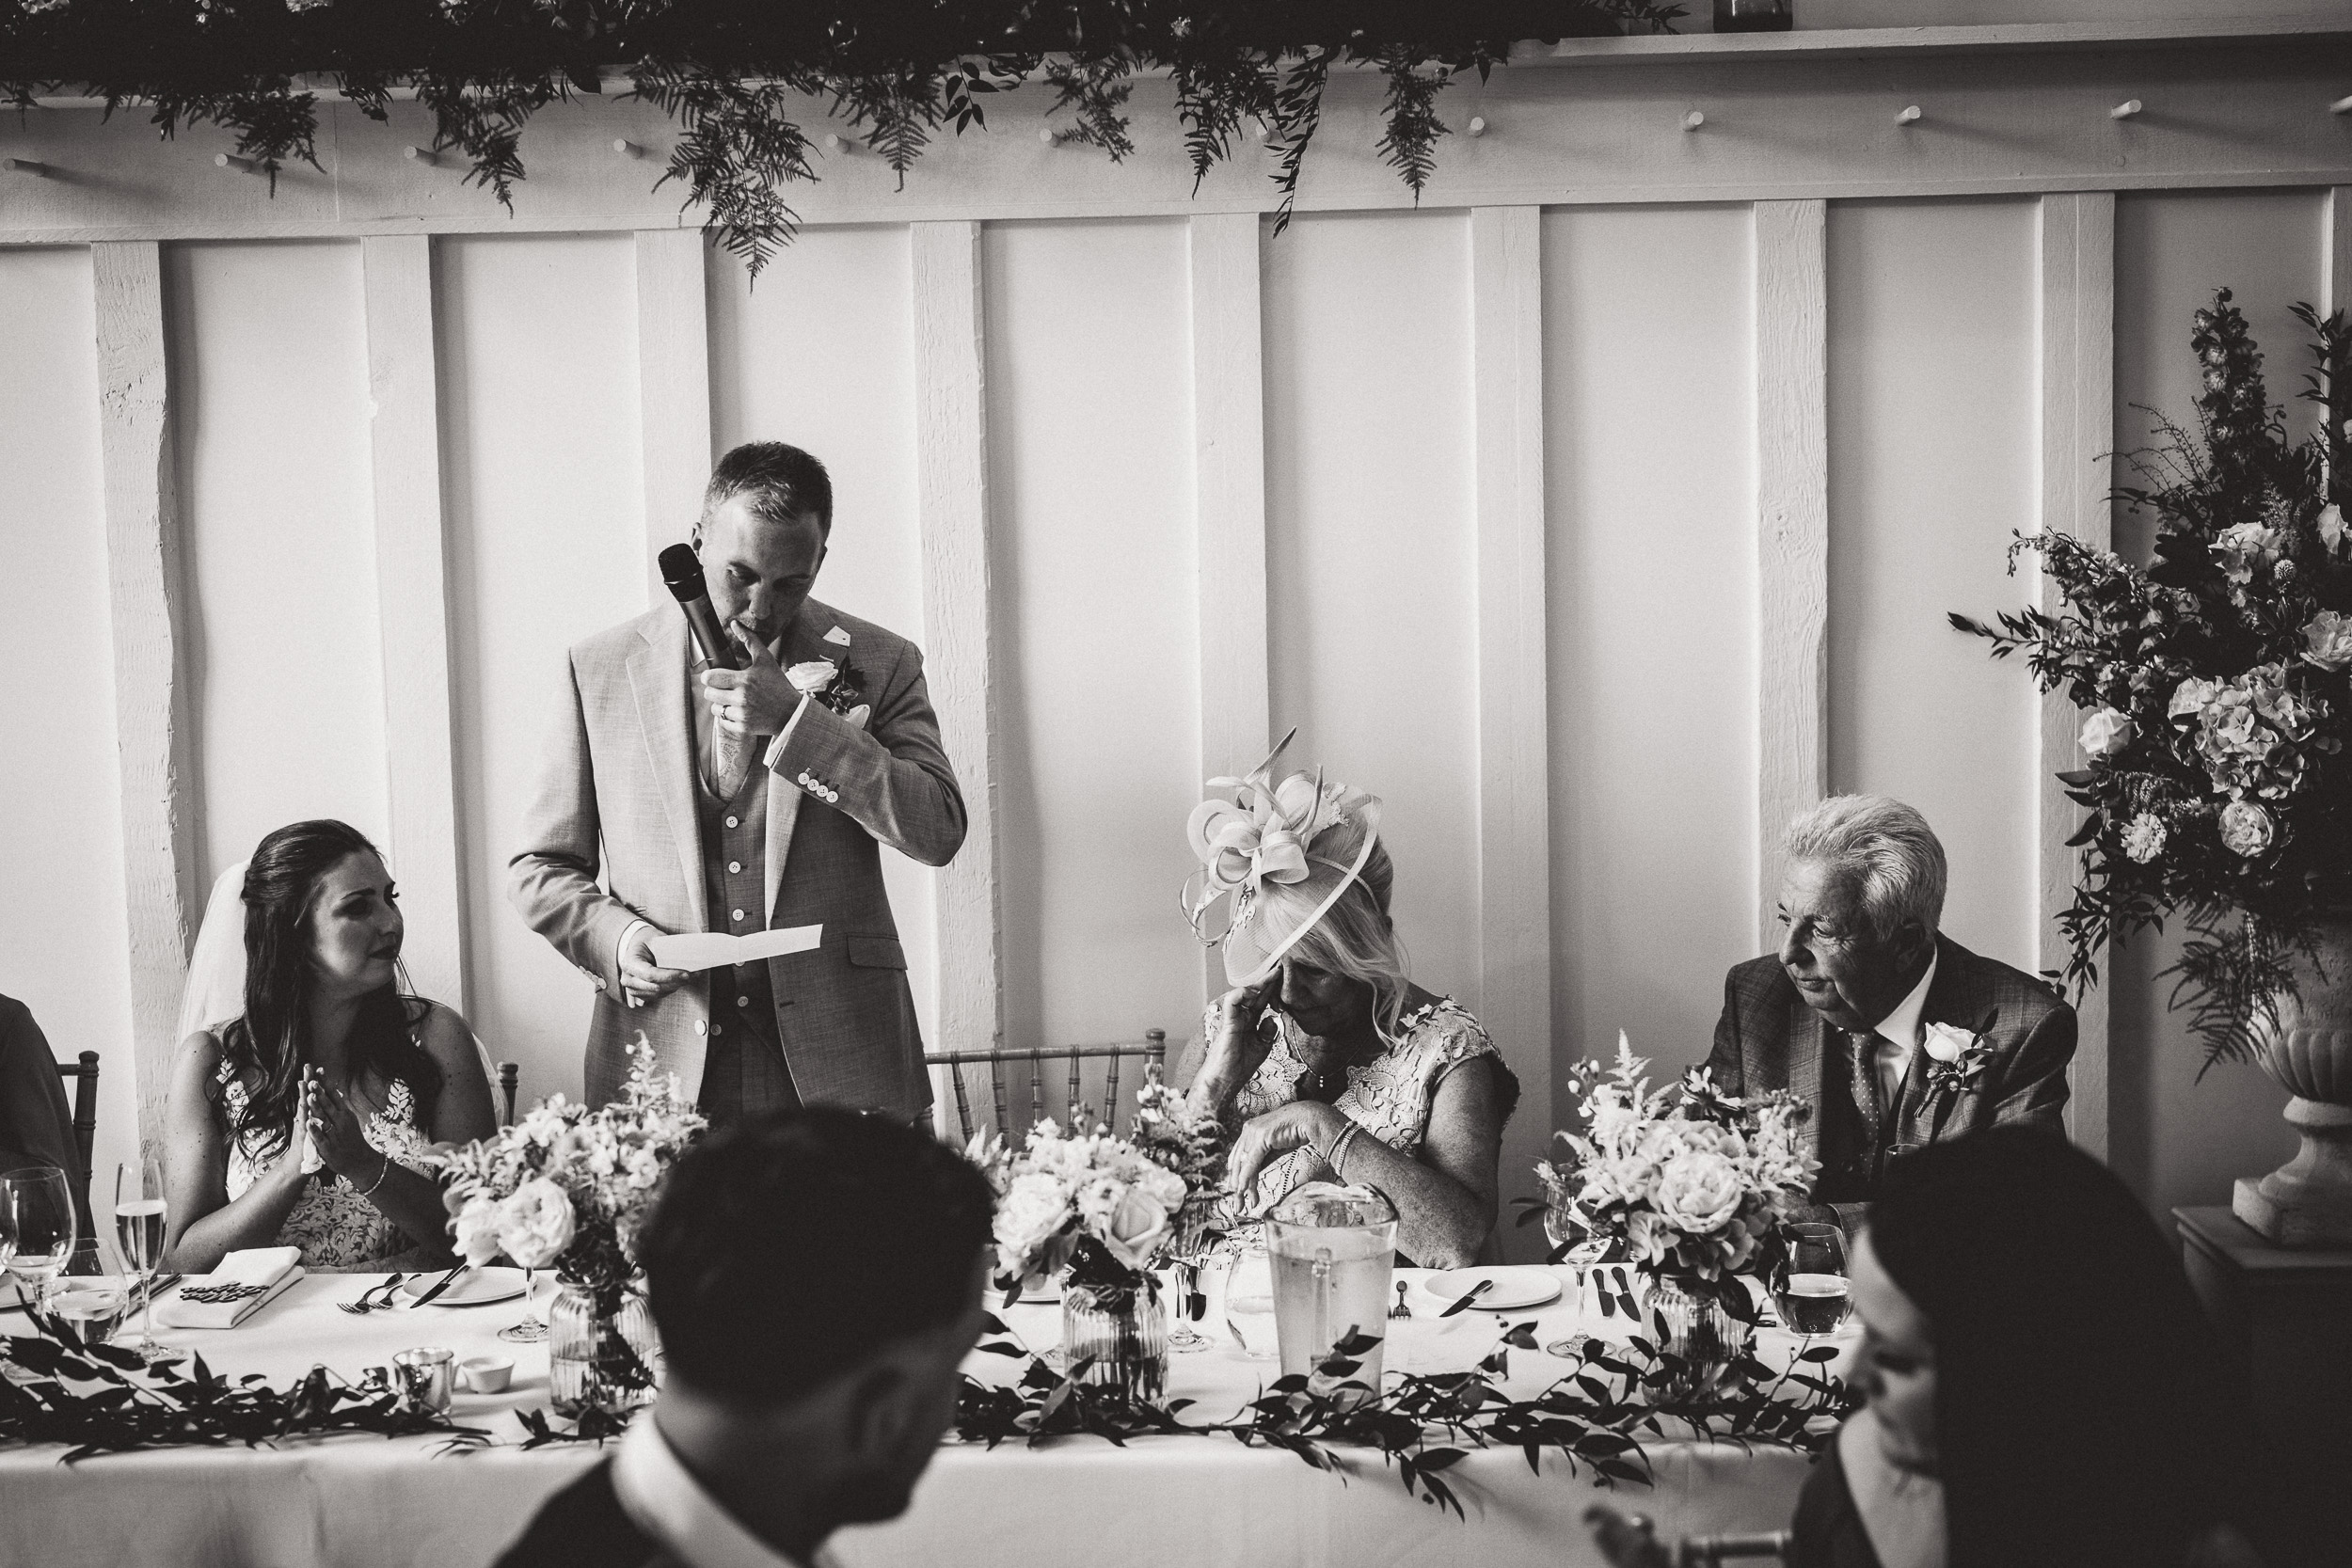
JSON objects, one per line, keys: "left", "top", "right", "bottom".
{"left": 405, "top": 1263, "right": 470, "bottom": 1308}
{"left": 1438, "top": 1277, "right": 1495, "bottom": 1319}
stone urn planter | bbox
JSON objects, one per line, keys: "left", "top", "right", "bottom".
{"left": 2235, "top": 917, "right": 2352, "bottom": 1247}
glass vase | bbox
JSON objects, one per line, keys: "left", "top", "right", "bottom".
{"left": 1644, "top": 1273, "right": 1753, "bottom": 1402}
{"left": 1060, "top": 1272, "right": 1168, "bottom": 1402}
{"left": 548, "top": 1278, "right": 661, "bottom": 1419}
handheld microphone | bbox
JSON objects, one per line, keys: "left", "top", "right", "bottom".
{"left": 658, "top": 543, "right": 744, "bottom": 672}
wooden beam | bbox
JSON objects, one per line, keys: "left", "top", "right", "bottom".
{"left": 360, "top": 234, "right": 468, "bottom": 1018}
{"left": 1188, "top": 210, "right": 1271, "bottom": 1002}
{"left": 1754, "top": 198, "right": 1830, "bottom": 946}
{"left": 2328, "top": 186, "right": 2352, "bottom": 319}
{"left": 91, "top": 240, "right": 194, "bottom": 1165}
{"left": 2036, "top": 191, "right": 2116, "bottom": 1158}
{"left": 1471, "top": 206, "right": 1554, "bottom": 1259}
{"left": 636, "top": 228, "right": 713, "bottom": 608}
{"left": 911, "top": 220, "right": 1002, "bottom": 1053}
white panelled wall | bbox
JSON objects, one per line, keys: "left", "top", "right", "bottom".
{"left": 8, "top": 31, "right": 2349, "bottom": 1250}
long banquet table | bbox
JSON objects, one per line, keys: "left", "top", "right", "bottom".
{"left": 1, "top": 1265, "right": 1857, "bottom": 1568}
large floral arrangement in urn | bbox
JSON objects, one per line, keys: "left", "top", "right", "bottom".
{"left": 1955, "top": 290, "right": 2352, "bottom": 1243}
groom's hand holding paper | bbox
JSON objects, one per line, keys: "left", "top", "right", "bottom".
{"left": 619, "top": 925, "right": 694, "bottom": 1008}
{"left": 649, "top": 924, "right": 823, "bottom": 974}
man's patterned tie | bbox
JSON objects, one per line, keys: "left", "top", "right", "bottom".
{"left": 1849, "top": 1028, "right": 1884, "bottom": 1156}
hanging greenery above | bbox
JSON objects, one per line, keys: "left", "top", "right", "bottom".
{"left": 1, "top": 1, "right": 1683, "bottom": 271}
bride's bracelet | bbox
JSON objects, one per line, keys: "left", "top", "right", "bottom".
{"left": 358, "top": 1153, "right": 391, "bottom": 1198}
{"left": 1324, "top": 1119, "right": 1365, "bottom": 1179}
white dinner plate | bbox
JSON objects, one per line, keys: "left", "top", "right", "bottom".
{"left": 393, "top": 1266, "right": 528, "bottom": 1308}
{"left": 1421, "top": 1266, "right": 1563, "bottom": 1312}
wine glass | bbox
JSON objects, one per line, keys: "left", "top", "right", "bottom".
{"left": 1772, "top": 1222, "right": 1853, "bottom": 1337}
{"left": 48, "top": 1242, "right": 128, "bottom": 1346}
{"left": 499, "top": 1264, "right": 548, "bottom": 1344}
{"left": 0, "top": 1166, "right": 78, "bottom": 1317}
{"left": 114, "top": 1158, "right": 169, "bottom": 1362}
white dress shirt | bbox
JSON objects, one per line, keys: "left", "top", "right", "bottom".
{"left": 612, "top": 1411, "right": 838, "bottom": 1568}
{"left": 1867, "top": 949, "right": 1939, "bottom": 1111}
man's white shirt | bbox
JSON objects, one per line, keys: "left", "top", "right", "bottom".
{"left": 1867, "top": 949, "right": 1939, "bottom": 1110}
{"left": 612, "top": 1411, "right": 839, "bottom": 1568}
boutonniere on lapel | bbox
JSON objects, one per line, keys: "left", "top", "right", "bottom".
{"left": 1920, "top": 1010, "right": 1997, "bottom": 1095}
{"left": 785, "top": 659, "right": 870, "bottom": 730}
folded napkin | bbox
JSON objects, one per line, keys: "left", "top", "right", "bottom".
{"left": 154, "top": 1246, "right": 305, "bottom": 1330}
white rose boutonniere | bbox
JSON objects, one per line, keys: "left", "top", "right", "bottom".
{"left": 1920, "top": 1017, "right": 1995, "bottom": 1096}
{"left": 786, "top": 658, "right": 870, "bottom": 731}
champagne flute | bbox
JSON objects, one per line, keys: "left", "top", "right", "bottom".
{"left": 1772, "top": 1222, "right": 1853, "bottom": 1336}
{"left": 115, "top": 1158, "right": 169, "bottom": 1362}
{"left": 1, "top": 1166, "right": 78, "bottom": 1317}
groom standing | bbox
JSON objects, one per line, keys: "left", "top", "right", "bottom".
{"left": 511, "top": 443, "right": 963, "bottom": 1124}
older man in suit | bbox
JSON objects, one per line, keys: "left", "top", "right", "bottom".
{"left": 1707, "top": 795, "right": 2076, "bottom": 1231}
{"left": 493, "top": 1108, "right": 994, "bottom": 1568}
{"left": 511, "top": 442, "right": 964, "bottom": 1123}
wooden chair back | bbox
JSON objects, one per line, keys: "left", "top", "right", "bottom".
{"left": 924, "top": 1031, "right": 1168, "bottom": 1145}
{"left": 497, "top": 1062, "right": 520, "bottom": 1127}
{"left": 53, "top": 1051, "right": 99, "bottom": 1211}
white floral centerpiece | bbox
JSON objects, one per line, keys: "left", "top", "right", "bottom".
{"left": 1530, "top": 1038, "right": 1817, "bottom": 1393}
{"left": 432, "top": 1037, "right": 706, "bottom": 1414}
{"left": 971, "top": 1067, "right": 1225, "bottom": 1400}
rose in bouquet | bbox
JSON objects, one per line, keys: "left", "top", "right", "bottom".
{"left": 1530, "top": 1036, "right": 1816, "bottom": 1325}
{"left": 1954, "top": 291, "right": 2352, "bottom": 1067}
{"left": 433, "top": 1036, "right": 707, "bottom": 1305}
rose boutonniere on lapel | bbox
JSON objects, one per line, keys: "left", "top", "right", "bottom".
{"left": 1920, "top": 1012, "right": 1996, "bottom": 1096}
{"left": 785, "top": 659, "right": 870, "bottom": 730}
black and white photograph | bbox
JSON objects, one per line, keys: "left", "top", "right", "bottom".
{"left": 4, "top": 2, "right": 2352, "bottom": 1564}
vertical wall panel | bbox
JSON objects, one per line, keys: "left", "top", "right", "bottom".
{"left": 1544, "top": 205, "right": 1758, "bottom": 1094}
{"left": 0, "top": 246, "right": 140, "bottom": 1187}
{"left": 167, "top": 241, "right": 386, "bottom": 891}
{"left": 2108, "top": 190, "right": 2320, "bottom": 1215}
{"left": 1264, "top": 213, "right": 1482, "bottom": 1020}
{"left": 1826, "top": 199, "right": 2039, "bottom": 963}
{"left": 710, "top": 226, "right": 935, "bottom": 1042}
{"left": 440, "top": 234, "right": 644, "bottom": 1102}
{"left": 984, "top": 218, "right": 1201, "bottom": 1053}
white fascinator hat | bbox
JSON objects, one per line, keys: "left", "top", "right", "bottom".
{"left": 1183, "top": 728, "right": 1387, "bottom": 990}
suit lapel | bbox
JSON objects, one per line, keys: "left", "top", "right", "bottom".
{"left": 1787, "top": 994, "right": 1828, "bottom": 1167}
{"left": 627, "top": 609, "right": 708, "bottom": 920}
{"left": 761, "top": 606, "right": 843, "bottom": 920}
{"left": 1908, "top": 935, "right": 1990, "bottom": 1140}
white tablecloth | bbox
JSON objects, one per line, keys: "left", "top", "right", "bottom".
{"left": 0, "top": 1267, "right": 1858, "bottom": 1568}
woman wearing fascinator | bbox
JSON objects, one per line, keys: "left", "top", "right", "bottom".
{"left": 159, "top": 819, "right": 497, "bottom": 1274}
{"left": 1177, "top": 735, "right": 1517, "bottom": 1268}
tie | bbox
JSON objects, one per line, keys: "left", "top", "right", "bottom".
{"left": 1848, "top": 1028, "right": 1884, "bottom": 1154}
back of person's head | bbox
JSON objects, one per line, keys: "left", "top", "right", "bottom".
{"left": 1870, "top": 1127, "right": 2249, "bottom": 1567}
{"left": 704, "top": 441, "right": 834, "bottom": 533}
{"left": 638, "top": 1106, "right": 993, "bottom": 1408}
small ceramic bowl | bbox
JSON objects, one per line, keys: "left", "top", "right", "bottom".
{"left": 457, "top": 1354, "right": 515, "bottom": 1394}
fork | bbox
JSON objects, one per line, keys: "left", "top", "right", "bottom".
{"left": 337, "top": 1273, "right": 405, "bottom": 1314}
{"left": 1389, "top": 1281, "right": 1412, "bottom": 1320}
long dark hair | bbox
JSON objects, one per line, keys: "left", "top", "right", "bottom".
{"left": 214, "top": 819, "right": 439, "bottom": 1163}
{"left": 1870, "top": 1128, "right": 2250, "bottom": 1568}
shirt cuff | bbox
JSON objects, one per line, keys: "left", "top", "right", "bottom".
{"left": 615, "top": 919, "right": 651, "bottom": 985}
{"left": 760, "top": 693, "right": 814, "bottom": 771}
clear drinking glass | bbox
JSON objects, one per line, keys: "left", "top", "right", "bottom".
{"left": 499, "top": 1266, "right": 548, "bottom": 1344}
{"left": 48, "top": 1243, "right": 127, "bottom": 1345}
{"left": 114, "top": 1158, "right": 168, "bottom": 1361}
{"left": 1219, "top": 1235, "right": 1279, "bottom": 1360}
{"left": 1772, "top": 1222, "right": 1853, "bottom": 1336}
{"left": 0, "top": 1166, "right": 77, "bottom": 1316}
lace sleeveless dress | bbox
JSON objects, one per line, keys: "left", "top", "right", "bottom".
{"left": 218, "top": 1054, "right": 436, "bottom": 1269}
{"left": 1214, "top": 995, "right": 1504, "bottom": 1224}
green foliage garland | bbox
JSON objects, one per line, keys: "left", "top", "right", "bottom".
{"left": 955, "top": 1311, "right": 1855, "bottom": 1514}
{"left": 1953, "top": 291, "right": 2352, "bottom": 1068}
{"left": 2, "top": 1, "right": 1683, "bottom": 273}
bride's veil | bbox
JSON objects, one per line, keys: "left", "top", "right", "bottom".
{"left": 177, "top": 861, "right": 250, "bottom": 1044}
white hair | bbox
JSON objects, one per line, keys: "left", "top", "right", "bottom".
{"left": 1782, "top": 794, "right": 1947, "bottom": 942}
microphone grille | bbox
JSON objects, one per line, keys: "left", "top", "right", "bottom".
{"left": 657, "top": 544, "right": 706, "bottom": 601}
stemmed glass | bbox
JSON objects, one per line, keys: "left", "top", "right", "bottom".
{"left": 49, "top": 1242, "right": 128, "bottom": 1346}
{"left": 1771, "top": 1222, "right": 1853, "bottom": 1337}
{"left": 114, "top": 1159, "right": 169, "bottom": 1362}
{"left": 499, "top": 1265, "right": 548, "bottom": 1344}
{"left": 1, "top": 1166, "right": 78, "bottom": 1318}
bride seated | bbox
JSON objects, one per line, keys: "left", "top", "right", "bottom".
{"left": 1176, "top": 744, "right": 1516, "bottom": 1268}
{"left": 161, "top": 819, "right": 496, "bottom": 1274}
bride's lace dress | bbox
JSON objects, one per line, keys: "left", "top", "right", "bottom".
{"left": 1214, "top": 995, "right": 1502, "bottom": 1223}
{"left": 218, "top": 1057, "right": 436, "bottom": 1269}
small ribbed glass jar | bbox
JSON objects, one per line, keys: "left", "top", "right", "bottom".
{"left": 1645, "top": 1274, "right": 1754, "bottom": 1402}
{"left": 548, "top": 1279, "right": 661, "bottom": 1418}
{"left": 1059, "top": 1274, "right": 1168, "bottom": 1402}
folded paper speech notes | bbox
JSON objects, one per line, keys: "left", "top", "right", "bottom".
{"left": 650, "top": 924, "right": 823, "bottom": 973}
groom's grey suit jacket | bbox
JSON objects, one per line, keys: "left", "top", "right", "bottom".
{"left": 1704, "top": 933, "right": 2076, "bottom": 1227}
{"left": 509, "top": 596, "right": 963, "bottom": 1118}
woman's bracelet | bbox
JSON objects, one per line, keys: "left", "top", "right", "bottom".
{"left": 358, "top": 1153, "right": 391, "bottom": 1198}
{"left": 1324, "top": 1120, "right": 1365, "bottom": 1180}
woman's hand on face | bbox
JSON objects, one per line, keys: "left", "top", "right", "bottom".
{"left": 1228, "top": 1101, "right": 1349, "bottom": 1198}
{"left": 305, "top": 1069, "right": 381, "bottom": 1182}
{"left": 268, "top": 1077, "right": 317, "bottom": 1186}
{"left": 1209, "top": 976, "right": 1282, "bottom": 1078}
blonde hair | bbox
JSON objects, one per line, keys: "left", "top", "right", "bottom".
{"left": 1249, "top": 813, "right": 1413, "bottom": 1041}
